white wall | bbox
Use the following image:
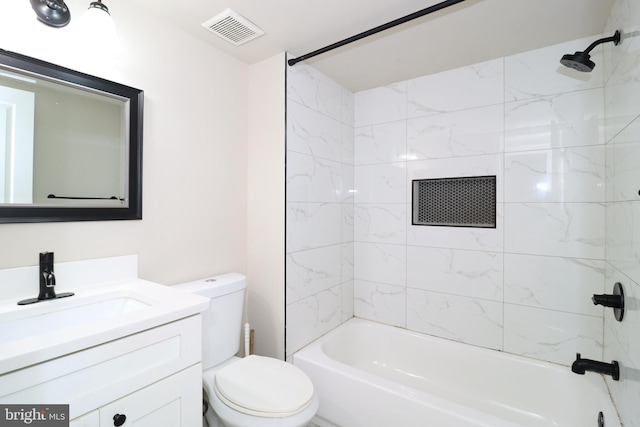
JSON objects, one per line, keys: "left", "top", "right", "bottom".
{"left": 602, "top": 0, "right": 640, "bottom": 424}
{"left": 0, "top": 1, "right": 248, "bottom": 284}
{"left": 247, "top": 53, "right": 286, "bottom": 359}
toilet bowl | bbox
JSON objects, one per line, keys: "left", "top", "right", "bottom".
{"left": 204, "top": 356, "right": 319, "bottom": 427}
{"left": 173, "top": 273, "right": 318, "bottom": 427}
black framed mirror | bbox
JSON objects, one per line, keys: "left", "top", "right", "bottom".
{"left": 0, "top": 48, "right": 143, "bottom": 223}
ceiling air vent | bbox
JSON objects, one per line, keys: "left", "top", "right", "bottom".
{"left": 201, "top": 8, "right": 265, "bottom": 46}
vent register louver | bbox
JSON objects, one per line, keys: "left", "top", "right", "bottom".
{"left": 201, "top": 8, "right": 265, "bottom": 46}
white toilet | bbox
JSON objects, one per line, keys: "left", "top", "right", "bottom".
{"left": 174, "top": 273, "right": 319, "bottom": 427}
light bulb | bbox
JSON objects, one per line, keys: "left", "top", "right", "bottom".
{"left": 80, "top": 1, "right": 121, "bottom": 55}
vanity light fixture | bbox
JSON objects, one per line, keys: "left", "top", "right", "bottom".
{"left": 30, "top": 0, "right": 71, "bottom": 28}
{"left": 30, "top": 0, "right": 114, "bottom": 30}
{"left": 81, "top": 0, "right": 119, "bottom": 53}
{"left": 84, "top": 0, "right": 114, "bottom": 29}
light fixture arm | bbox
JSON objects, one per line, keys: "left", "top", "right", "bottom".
{"left": 88, "top": 0, "right": 110, "bottom": 15}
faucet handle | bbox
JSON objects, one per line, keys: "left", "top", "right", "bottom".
{"left": 592, "top": 294, "right": 623, "bottom": 308}
{"left": 46, "top": 271, "right": 56, "bottom": 288}
{"left": 592, "top": 282, "right": 625, "bottom": 322}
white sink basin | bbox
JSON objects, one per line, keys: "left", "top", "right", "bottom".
{"left": 0, "top": 279, "right": 209, "bottom": 374}
{"left": 0, "top": 295, "right": 149, "bottom": 345}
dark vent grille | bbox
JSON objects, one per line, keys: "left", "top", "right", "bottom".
{"left": 412, "top": 176, "right": 496, "bottom": 228}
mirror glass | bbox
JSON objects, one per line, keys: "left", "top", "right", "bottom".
{"left": 0, "top": 49, "right": 143, "bottom": 223}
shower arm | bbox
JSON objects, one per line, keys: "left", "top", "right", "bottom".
{"left": 288, "top": 0, "right": 467, "bottom": 66}
{"left": 581, "top": 31, "right": 621, "bottom": 54}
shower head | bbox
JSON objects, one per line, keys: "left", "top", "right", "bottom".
{"left": 560, "top": 30, "right": 621, "bottom": 72}
{"left": 560, "top": 51, "right": 596, "bottom": 72}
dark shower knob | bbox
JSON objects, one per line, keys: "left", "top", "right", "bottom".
{"left": 592, "top": 282, "right": 625, "bottom": 322}
{"left": 592, "top": 294, "right": 622, "bottom": 308}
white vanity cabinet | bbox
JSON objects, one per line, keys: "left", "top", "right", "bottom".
{"left": 0, "top": 256, "right": 209, "bottom": 426}
{"left": 2, "top": 315, "right": 203, "bottom": 427}
{"left": 70, "top": 365, "right": 201, "bottom": 427}
{"left": 96, "top": 364, "right": 201, "bottom": 426}
{"left": 70, "top": 410, "right": 100, "bottom": 426}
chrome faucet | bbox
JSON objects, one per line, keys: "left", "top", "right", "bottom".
{"left": 571, "top": 353, "right": 620, "bottom": 381}
{"left": 38, "top": 252, "right": 57, "bottom": 300}
{"left": 17, "top": 252, "right": 74, "bottom": 305}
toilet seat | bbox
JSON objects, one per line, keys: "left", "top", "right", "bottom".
{"left": 213, "top": 355, "right": 314, "bottom": 418}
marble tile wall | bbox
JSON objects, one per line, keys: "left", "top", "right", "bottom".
{"left": 602, "top": 0, "right": 640, "bottom": 424}
{"left": 286, "top": 34, "right": 615, "bottom": 362}
{"left": 285, "top": 58, "right": 354, "bottom": 357}
{"left": 353, "top": 37, "right": 609, "bottom": 365}
{"left": 286, "top": 0, "right": 640, "bottom": 423}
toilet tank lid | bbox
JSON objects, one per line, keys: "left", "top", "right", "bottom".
{"left": 172, "top": 272, "right": 246, "bottom": 298}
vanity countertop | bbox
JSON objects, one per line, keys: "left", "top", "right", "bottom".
{"left": 0, "top": 256, "right": 209, "bottom": 374}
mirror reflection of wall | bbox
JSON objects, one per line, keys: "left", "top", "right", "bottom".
{"left": 0, "top": 71, "right": 126, "bottom": 206}
{"left": 0, "top": 84, "right": 34, "bottom": 204}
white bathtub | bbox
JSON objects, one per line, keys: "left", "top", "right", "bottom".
{"left": 293, "top": 318, "right": 620, "bottom": 427}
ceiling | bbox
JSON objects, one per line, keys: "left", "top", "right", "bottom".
{"left": 129, "top": 0, "right": 615, "bottom": 92}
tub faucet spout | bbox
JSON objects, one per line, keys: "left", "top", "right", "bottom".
{"left": 571, "top": 353, "right": 619, "bottom": 381}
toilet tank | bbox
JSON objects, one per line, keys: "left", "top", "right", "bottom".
{"left": 173, "top": 272, "right": 246, "bottom": 370}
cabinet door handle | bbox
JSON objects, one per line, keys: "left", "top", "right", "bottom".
{"left": 113, "top": 413, "right": 126, "bottom": 426}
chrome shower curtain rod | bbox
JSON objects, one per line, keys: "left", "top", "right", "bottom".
{"left": 287, "top": 0, "right": 467, "bottom": 66}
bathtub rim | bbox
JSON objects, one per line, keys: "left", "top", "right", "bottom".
{"left": 293, "top": 317, "right": 621, "bottom": 427}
